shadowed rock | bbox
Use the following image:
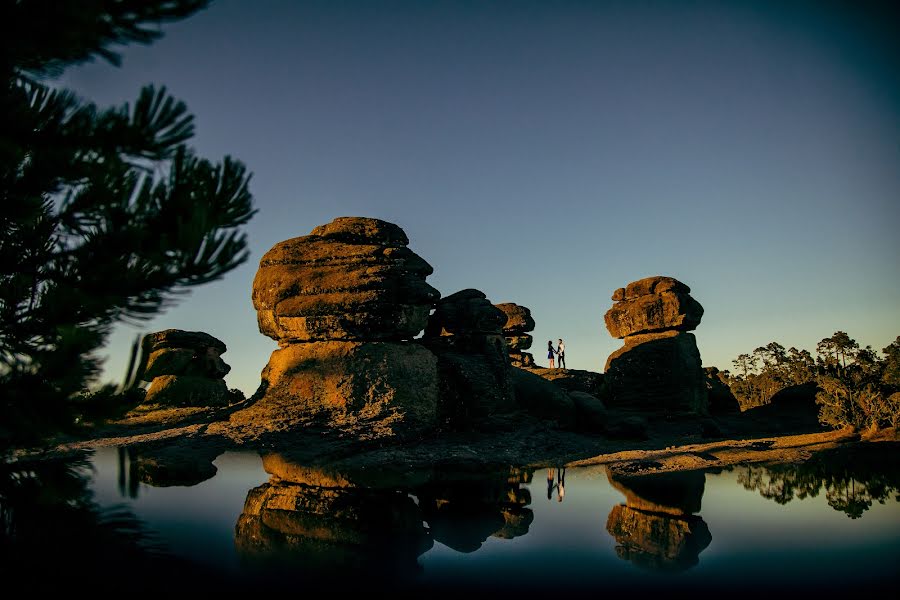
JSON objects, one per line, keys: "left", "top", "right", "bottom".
{"left": 605, "top": 470, "right": 711, "bottom": 572}
{"left": 509, "top": 368, "right": 576, "bottom": 427}
{"left": 495, "top": 302, "right": 536, "bottom": 367}
{"left": 525, "top": 367, "right": 604, "bottom": 397}
{"left": 603, "top": 276, "right": 707, "bottom": 414}
{"left": 423, "top": 289, "right": 515, "bottom": 421}
{"left": 140, "top": 329, "right": 231, "bottom": 406}
{"left": 705, "top": 367, "right": 741, "bottom": 414}
{"left": 416, "top": 467, "right": 534, "bottom": 552}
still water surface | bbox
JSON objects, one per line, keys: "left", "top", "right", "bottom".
{"left": 74, "top": 447, "right": 900, "bottom": 592}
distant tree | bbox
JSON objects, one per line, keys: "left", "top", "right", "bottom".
{"left": 0, "top": 1, "right": 256, "bottom": 437}
{"left": 817, "top": 331, "right": 859, "bottom": 374}
{"left": 723, "top": 331, "right": 899, "bottom": 428}
{"left": 882, "top": 337, "right": 900, "bottom": 388}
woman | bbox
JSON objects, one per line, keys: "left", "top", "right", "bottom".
{"left": 547, "top": 340, "right": 556, "bottom": 368}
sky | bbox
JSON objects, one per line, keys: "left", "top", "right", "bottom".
{"left": 59, "top": 0, "right": 900, "bottom": 395}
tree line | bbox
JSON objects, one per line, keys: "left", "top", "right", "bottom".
{"left": 720, "top": 331, "right": 900, "bottom": 430}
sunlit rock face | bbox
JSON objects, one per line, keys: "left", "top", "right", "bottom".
{"left": 233, "top": 217, "right": 440, "bottom": 439}
{"left": 422, "top": 289, "right": 515, "bottom": 421}
{"left": 415, "top": 468, "right": 534, "bottom": 553}
{"left": 140, "top": 329, "right": 231, "bottom": 406}
{"left": 605, "top": 470, "right": 711, "bottom": 572}
{"left": 495, "top": 302, "right": 536, "bottom": 368}
{"left": 253, "top": 217, "right": 439, "bottom": 343}
{"left": 603, "top": 276, "right": 707, "bottom": 413}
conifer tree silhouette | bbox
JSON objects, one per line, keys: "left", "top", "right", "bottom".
{"left": 0, "top": 1, "right": 256, "bottom": 436}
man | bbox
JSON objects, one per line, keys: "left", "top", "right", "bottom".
{"left": 557, "top": 338, "right": 566, "bottom": 369}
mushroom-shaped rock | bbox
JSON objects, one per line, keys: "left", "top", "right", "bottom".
{"left": 605, "top": 276, "right": 703, "bottom": 339}
{"left": 140, "top": 329, "right": 231, "bottom": 406}
{"left": 603, "top": 276, "right": 708, "bottom": 414}
{"left": 425, "top": 289, "right": 507, "bottom": 337}
{"left": 233, "top": 217, "right": 441, "bottom": 439}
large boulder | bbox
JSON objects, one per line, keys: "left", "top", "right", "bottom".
{"left": 253, "top": 217, "right": 439, "bottom": 343}
{"left": 231, "top": 341, "right": 438, "bottom": 440}
{"left": 524, "top": 367, "right": 604, "bottom": 397}
{"left": 495, "top": 302, "right": 536, "bottom": 368}
{"left": 140, "top": 329, "right": 231, "bottom": 406}
{"left": 239, "top": 218, "right": 441, "bottom": 439}
{"left": 509, "top": 368, "right": 576, "bottom": 428}
{"left": 603, "top": 331, "right": 707, "bottom": 413}
{"left": 423, "top": 289, "right": 515, "bottom": 421}
{"left": 605, "top": 276, "right": 703, "bottom": 339}
{"left": 425, "top": 289, "right": 508, "bottom": 337}
{"left": 603, "top": 277, "right": 707, "bottom": 414}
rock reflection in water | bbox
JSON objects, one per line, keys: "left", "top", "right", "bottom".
{"left": 417, "top": 468, "right": 533, "bottom": 552}
{"left": 235, "top": 454, "right": 534, "bottom": 581}
{"left": 606, "top": 470, "right": 711, "bottom": 572}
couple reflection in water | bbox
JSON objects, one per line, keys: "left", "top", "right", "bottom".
{"left": 546, "top": 467, "right": 566, "bottom": 502}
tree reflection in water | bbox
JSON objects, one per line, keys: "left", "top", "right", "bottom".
{"left": 0, "top": 451, "right": 177, "bottom": 590}
{"left": 736, "top": 443, "right": 900, "bottom": 518}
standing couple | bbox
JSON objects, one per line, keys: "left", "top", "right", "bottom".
{"left": 547, "top": 338, "right": 566, "bottom": 369}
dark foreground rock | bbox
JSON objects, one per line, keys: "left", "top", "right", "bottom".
{"left": 423, "top": 289, "right": 515, "bottom": 421}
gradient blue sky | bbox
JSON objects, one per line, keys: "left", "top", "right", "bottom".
{"left": 59, "top": 0, "right": 900, "bottom": 394}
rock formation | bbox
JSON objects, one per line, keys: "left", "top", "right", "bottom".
{"left": 422, "top": 289, "right": 515, "bottom": 421}
{"left": 705, "top": 367, "right": 741, "bottom": 414}
{"left": 495, "top": 303, "right": 536, "bottom": 367}
{"left": 232, "top": 217, "right": 440, "bottom": 439}
{"left": 603, "top": 276, "right": 707, "bottom": 413}
{"left": 509, "top": 368, "right": 576, "bottom": 427}
{"left": 140, "top": 329, "right": 231, "bottom": 406}
{"left": 525, "top": 367, "right": 604, "bottom": 397}
{"left": 606, "top": 470, "right": 711, "bottom": 571}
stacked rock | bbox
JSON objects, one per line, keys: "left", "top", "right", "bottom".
{"left": 140, "top": 329, "right": 231, "bottom": 406}
{"left": 603, "top": 276, "right": 707, "bottom": 413}
{"left": 495, "top": 303, "right": 535, "bottom": 367}
{"left": 423, "top": 289, "right": 515, "bottom": 420}
{"left": 235, "top": 217, "right": 441, "bottom": 438}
